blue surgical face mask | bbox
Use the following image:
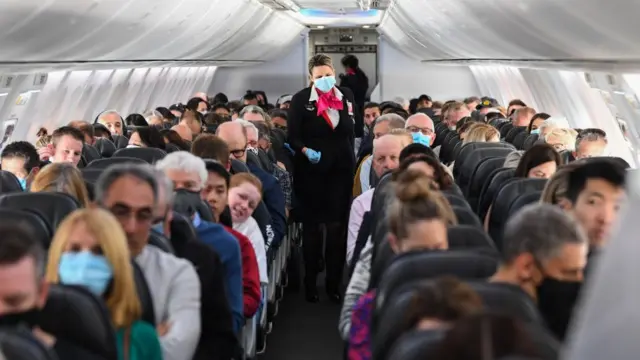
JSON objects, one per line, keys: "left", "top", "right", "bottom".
{"left": 411, "top": 132, "right": 432, "bottom": 147}
{"left": 18, "top": 178, "right": 27, "bottom": 190}
{"left": 314, "top": 76, "right": 336, "bottom": 93}
{"left": 58, "top": 251, "right": 113, "bottom": 296}
{"left": 151, "top": 222, "right": 165, "bottom": 235}
{"left": 530, "top": 128, "right": 540, "bottom": 134}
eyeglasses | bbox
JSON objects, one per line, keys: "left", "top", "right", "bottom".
{"left": 230, "top": 147, "right": 246, "bottom": 158}
{"left": 407, "top": 126, "right": 434, "bottom": 136}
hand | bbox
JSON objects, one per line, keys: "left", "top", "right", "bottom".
{"left": 37, "top": 144, "right": 54, "bottom": 161}
{"left": 304, "top": 148, "right": 321, "bottom": 164}
{"left": 33, "top": 327, "right": 57, "bottom": 347}
{"left": 157, "top": 322, "right": 171, "bottom": 336}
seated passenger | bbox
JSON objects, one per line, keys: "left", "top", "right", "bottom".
{"left": 202, "top": 160, "right": 262, "bottom": 318}
{"left": 95, "top": 110, "right": 125, "bottom": 136}
{"left": 490, "top": 203, "right": 588, "bottom": 339}
{"left": 125, "top": 114, "right": 148, "bottom": 127}
{"left": 540, "top": 162, "right": 582, "bottom": 205}
{"left": 95, "top": 164, "right": 201, "bottom": 360}
{"left": 538, "top": 116, "right": 570, "bottom": 140}
{"left": 228, "top": 173, "right": 269, "bottom": 286}
{"left": 344, "top": 170, "right": 455, "bottom": 357}
{"left": 507, "top": 99, "right": 527, "bottom": 118}
{"left": 160, "top": 129, "right": 190, "bottom": 151}
{"left": 239, "top": 105, "right": 267, "bottom": 123}
{"left": 0, "top": 223, "right": 104, "bottom": 359}
{"left": 396, "top": 155, "right": 454, "bottom": 191}
{"left": 155, "top": 151, "right": 244, "bottom": 332}
{"left": 30, "top": 163, "right": 90, "bottom": 207}
{"left": 514, "top": 143, "right": 562, "bottom": 179}
{"left": 404, "top": 113, "right": 436, "bottom": 148}
{"left": 128, "top": 127, "right": 166, "bottom": 150}
{"left": 46, "top": 208, "right": 162, "bottom": 360}
{"left": 0, "top": 141, "right": 40, "bottom": 190}
{"left": 143, "top": 110, "right": 165, "bottom": 127}
{"left": 463, "top": 123, "right": 500, "bottom": 144}
{"left": 560, "top": 160, "right": 626, "bottom": 251}
{"left": 355, "top": 102, "right": 381, "bottom": 160}
{"left": 512, "top": 107, "right": 537, "bottom": 127}
{"left": 347, "top": 133, "right": 406, "bottom": 265}
{"left": 573, "top": 128, "right": 607, "bottom": 160}
{"left": 172, "top": 123, "right": 193, "bottom": 142}
{"left": 545, "top": 128, "right": 577, "bottom": 153}
{"left": 37, "top": 126, "right": 84, "bottom": 167}
{"left": 68, "top": 120, "right": 97, "bottom": 145}
{"left": 527, "top": 112, "right": 551, "bottom": 134}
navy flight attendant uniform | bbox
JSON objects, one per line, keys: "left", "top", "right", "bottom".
{"left": 288, "top": 85, "right": 357, "bottom": 302}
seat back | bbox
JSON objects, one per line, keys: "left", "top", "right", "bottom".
{"left": 509, "top": 191, "right": 542, "bottom": 217}
{"left": 448, "top": 225, "right": 496, "bottom": 251}
{"left": 467, "top": 157, "right": 505, "bottom": 211}
{"left": 440, "top": 134, "right": 461, "bottom": 164}
{"left": 0, "top": 208, "right": 50, "bottom": 248}
{"left": 165, "top": 143, "right": 182, "bottom": 153}
{"left": 0, "top": 328, "right": 59, "bottom": 360}
{"left": 230, "top": 158, "right": 250, "bottom": 174}
{"left": 457, "top": 148, "right": 512, "bottom": 196}
{"left": 499, "top": 122, "right": 514, "bottom": 139}
{"left": 477, "top": 168, "right": 515, "bottom": 220}
{"left": 111, "top": 134, "right": 129, "bottom": 149}
{"left": 452, "top": 206, "right": 482, "bottom": 228}
{"left": 523, "top": 133, "right": 540, "bottom": 150}
{"left": 82, "top": 144, "right": 102, "bottom": 164}
{"left": 489, "top": 178, "right": 547, "bottom": 248}
{"left": 86, "top": 156, "right": 146, "bottom": 170}
{"left": 0, "top": 192, "right": 79, "bottom": 236}
{"left": 0, "top": 170, "right": 23, "bottom": 193}
{"left": 148, "top": 231, "right": 175, "bottom": 254}
{"left": 505, "top": 126, "right": 527, "bottom": 144}
{"left": 132, "top": 260, "right": 156, "bottom": 326}
{"left": 40, "top": 285, "right": 117, "bottom": 360}
{"left": 112, "top": 147, "right": 167, "bottom": 164}
{"left": 383, "top": 329, "right": 444, "bottom": 360}
{"left": 443, "top": 193, "right": 470, "bottom": 210}
{"left": 469, "top": 282, "right": 544, "bottom": 324}
{"left": 453, "top": 142, "right": 514, "bottom": 178}
{"left": 94, "top": 138, "right": 117, "bottom": 158}
{"left": 513, "top": 131, "right": 529, "bottom": 149}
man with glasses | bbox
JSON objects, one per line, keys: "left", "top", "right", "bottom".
{"left": 405, "top": 113, "right": 435, "bottom": 148}
{"left": 574, "top": 129, "right": 608, "bottom": 160}
{"left": 95, "top": 163, "right": 201, "bottom": 360}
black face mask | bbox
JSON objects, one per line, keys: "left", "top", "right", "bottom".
{"left": 537, "top": 277, "right": 583, "bottom": 340}
{"left": 0, "top": 307, "right": 41, "bottom": 329}
{"left": 172, "top": 189, "right": 202, "bottom": 218}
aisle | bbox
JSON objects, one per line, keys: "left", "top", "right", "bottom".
{"left": 260, "top": 285, "right": 344, "bottom": 360}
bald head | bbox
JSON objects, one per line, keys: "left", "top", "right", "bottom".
{"left": 216, "top": 121, "right": 247, "bottom": 163}
{"left": 171, "top": 124, "right": 192, "bottom": 142}
{"left": 372, "top": 134, "right": 404, "bottom": 178}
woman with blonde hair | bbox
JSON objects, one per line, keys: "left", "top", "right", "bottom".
{"left": 46, "top": 209, "right": 162, "bottom": 360}
{"left": 463, "top": 123, "right": 500, "bottom": 144}
{"left": 29, "top": 163, "right": 90, "bottom": 207}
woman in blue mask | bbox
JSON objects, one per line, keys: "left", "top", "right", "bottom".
{"left": 45, "top": 209, "right": 163, "bottom": 360}
{"left": 287, "top": 53, "right": 362, "bottom": 303}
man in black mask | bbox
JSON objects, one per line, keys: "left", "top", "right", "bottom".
{"left": 489, "top": 203, "right": 588, "bottom": 340}
{"left": 0, "top": 223, "right": 101, "bottom": 358}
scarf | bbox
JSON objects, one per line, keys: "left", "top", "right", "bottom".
{"left": 316, "top": 88, "right": 343, "bottom": 117}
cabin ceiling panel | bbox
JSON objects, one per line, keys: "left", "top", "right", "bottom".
{"left": 0, "top": 0, "right": 305, "bottom": 67}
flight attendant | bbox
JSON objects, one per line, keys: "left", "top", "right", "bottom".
{"left": 288, "top": 54, "right": 357, "bottom": 303}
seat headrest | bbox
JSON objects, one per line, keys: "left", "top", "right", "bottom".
{"left": 230, "top": 159, "right": 249, "bottom": 174}
{"left": 0, "top": 328, "right": 59, "bottom": 360}
{"left": 384, "top": 329, "right": 445, "bottom": 360}
{"left": 93, "top": 138, "right": 116, "bottom": 158}
{"left": 0, "top": 170, "right": 23, "bottom": 193}
{"left": 39, "top": 285, "right": 117, "bottom": 359}
{"left": 452, "top": 206, "right": 482, "bottom": 228}
{"left": 148, "top": 231, "right": 175, "bottom": 254}
{"left": 448, "top": 225, "right": 496, "bottom": 251}
{"left": 165, "top": 143, "right": 181, "bottom": 153}
{"left": 172, "top": 189, "right": 213, "bottom": 222}
{"left": 82, "top": 144, "right": 101, "bottom": 164}
{"left": 443, "top": 193, "right": 470, "bottom": 209}
{"left": 112, "top": 147, "right": 167, "bottom": 164}
{"left": 469, "top": 282, "right": 543, "bottom": 324}
{"left": 170, "top": 212, "right": 200, "bottom": 249}
{"left": 86, "top": 156, "right": 146, "bottom": 170}
{"left": 0, "top": 208, "right": 51, "bottom": 248}
{"left": 0, "top": 192, "right": 79, "bottom": 236}
{"left": 110, "top": 134, "right": 129, "bottom": 149}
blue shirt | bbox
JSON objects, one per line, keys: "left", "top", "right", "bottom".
{"left": 194, "top": 219, "right": 244, "bottom": 333}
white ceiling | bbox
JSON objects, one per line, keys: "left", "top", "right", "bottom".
{"left": 258, "top": 0, "right": 390, "bottom": 26}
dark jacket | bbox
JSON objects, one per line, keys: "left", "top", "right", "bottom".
{"left": 340, "top": 69, "right": 369, "bottom": 127}
{"left": 287, "top": 86, "right": 357, "bottom": 223}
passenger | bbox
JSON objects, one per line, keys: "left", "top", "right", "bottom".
{"left": 339, "top": 54, "right": 369, "bottom": 112}
{"left": 212, "top": 93, "right": 229, "bottom": 105}
{"left": 35, "top": 128, "right": 52, "bottom": 149}
{"left": 143, "top": 110, "right": 165, "bottom": 127}
{"left": 243, "top": 91, "right": 259, "bottom": 106}
{"left": 346, "top": 169, "right": 453, "bottom": 359}
{"left": 540, "top": 163, "right": 582, "bottom": 205}
{"left": 405, "top": 113, "right": 435, "bottom": 148}
{"left": 275, "top": 94, "right": 292, "bottom": 110}
{"left": 228, "top": 173, "right": 269, "bottom": 286}
{"left": 187, "top": 97, "right": 210, "bottom": 114}
{"left": 37, "top": 126, "right": 84, "bottom": 166}
{"left": 169, "top": 104, "right": 184, "bottom": 120}
{"left": 514, "top": 143, "right": 562, "bottom": 179}
{"left": 512, "top": 107, "right": 537, "bottom": 127}
{"left": 355, "top": 103, "right": 385, "bottom": 164}
{"left": 431, "top": 101, "right": 443, "bottom": 116}
{"left": 444, "top": 101, "right": 471, "bottom": 130}
{"left": 125, "top": 113, "right": 148, "bottom": 127}
{"left": 475, "top": 98, "right": 499, "bottom": 118}
{"left": 0, "top": 141, "right": 40, "bottom": 190}
{"left": 268, "top": 108, "right": 288, "bottom": 130}
{"left": 95, "top": 110, "right": 125, "bottom": 136}
{"left": 171, "top": 123, "right": 193, "bottom": 142}
{"left": 228, "top": 101, "right": 243, "bottom": 120}
{"left": 240, "top": 104, "right": 267, "bottom": 122}
{"left": 216, "top": 121, "right": 286, "bottom": 247}
{"left": 212, "top": 103, "right": 232, "bottom": 118}
{"left": 30, "top": 163, "right": 90, "bottom": 207}
{"left": 507, "top": 99, "right": 528, "bottom": 118}
{"left": 396, "top": 155, "right": 454, "bottom": 191}
{"left": 93, "top": 123, "right": 113, "bottom": 141}
{"left": 464, "top": 96, "right": 481, "bottom": 112}
{"left": 153, "top": 169, "right": 241, "bottom": 360}
{"left": 527, "top": 112, "right": 551, "bottom": 134}
{"left": 545, "top": 128, "right": 577, "bottom": 152}
{"left": 46, "top": 209, "right": 163, "bottom": 360}
{"left": 156, "top": 151, "right": 244, "bottom": 332}
{"left": 68, "top": 120, "right": 96, "bottom": 145}
{"left": 401, "top": 276, "right": 482, "bottom": 332}
{"left": 416, "top": 94, "right": 433, "bottom": 110}
{"left": 128, "top": 127, "right": 166, "bottom": 150}
{"left": 193, "top": 92, "right": 209, "bottom": 103}
{"left": 433, "top": 313, "right": 539, "bottom": 360}
{"left": 463, "top": 123, "right": 500, "bottom": 144}
{"left": 398, "top": 143, "right": 437, "bottom": 161}
{"left": 161, "top": 129, "right": 190, "bottom": 151}
{"left": 202, "top": 160, "right": 262, "bottom": 318}
{"left": 561, "top": 160, "right": 626, "bottom": 251}
{"left": 539, "top": 116, "right": 570, "bottom": 139}
{"left": 574, "top": 128, "right": 608, "bottom": 159}
{"left": 347, "top": 134, "right": 406, "bottom": 265}
{"left": 95, "top": 164, "right": 201, "bottom": 360}
{"left": 490, "top": 203, "right": 588, "bottom": 339}
{"left": 155, "top": 107, "right": 175, "bottom": 124}
{"left": 0, "top": 223, "right": 105, "bottom": 359}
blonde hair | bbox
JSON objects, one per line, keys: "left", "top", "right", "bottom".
{"left": 545, "top": 128, "right": 577, "bottom": 150}
{"left": 46, "top": 209, "right": 141, "bottom": 329}
{"left": 463, "top": 123, "right": 500, "bottom": 144}
{"left": 389, "top": 128, "right": 414, "bottom": 147}
{"left": 30, "top": 163, "right": 90, "bottom": 207}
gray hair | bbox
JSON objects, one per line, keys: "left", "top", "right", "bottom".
{"left": 143, "top": 110, "right": 164, "bottom": 124}
{"left": 392, "top": 96, "right": 409, "bottom": 108}
{"left": 236, "top": 119, "right": 259, "bottom": 139}
{"left": 502, "top": 203, "right": 587, "bottom": 264}
{"left": 239, "top": 105, "right": 267, "bottom": 120}
{"left": 155, "top": 151, "right": 207, "bottom": 190}
{"left": 575, "top": 130, "right": 608, "bottom": 150}
{"left": 95, "top": 163, "right": 158, "bottom": 206}
{"left": 95, "top": 109, "right": 122, "bottom": 123}
{"left": 374, "top": 113, "right": 406, "bottom": 129}
{"left": 539, "top": 116, "right": 570, "bottom": 132}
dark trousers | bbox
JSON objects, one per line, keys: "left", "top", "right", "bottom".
{"left": 302, "top": 221, "right": 347, "bottom": 294}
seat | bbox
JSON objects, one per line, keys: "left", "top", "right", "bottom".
{"left": 488, "top": 178, "right": 548, "bottom": 248}
{"left": 0, "top": 208, "right": 50, "bottom": 247}
{"left": 94, "top": 138, "right": 117, "bottom": 158}
{"left": 453, "top": 142, "right": 514, "bottom": 179}
{"left": 467, "top": 157, "right": 506, "bottom": 211}
{"left": 438, "top": 133, "right": 460, "bottom": 164}
{"left": 112, "top": 147, "right": 167, "bottom": 164}
{"left": 433, "top": 126, "right": 451, "bottom": 148}
{"left": 0, "top": 328, "right": 59, "bottom": 360}
{"left": 452, "top": 206, "right": 482, "bottom": 228}
{"left": 111, "top": 134, "right": 129, "bottom": 149}
{"left": 86, "top": 156, "right": 146, "bottom": 170}
{"left": 383, "top": 329, "right": 444, "bottom": 360}
{"left": 448, "top": 225, "right": 496, "bottom": 251}
{"left": 509, "top": 191, "right": 542, "bottom": 217}
{"left": 165, "top": 143, "right": 181, "bottom": 153}
{"left": 523, "top": 133, "right": 540, "bottom": 150}
{"left": 82, "top": 144, "right": 102, "bottom": 164}
{"left": 148, "top": 231, "right": 175, "bottom": 254}
{"left": 558, "top": 150, "right": 574, "bottom": 164}
{"left": 132, "top": 260, "right": 156, "bottom": 326}
{"left": 477, "top": 168, "right": 515, "bottom": 220}
{"left": 0, "top": 192, "right": 79, "bottom": 236}
{"left": 513, "top": 131, "right": 529, "bottom": 149}
{"left": 456, "top": 148, "right": 513, "bottom": 197}
{"left": 230, "top": 158, "right": 250, "bottom": 173}
{"left": 451, "top": 140, "right": 464, "bottom": 161}
{"left": 0, "top": 170, "right": 23, "bottom": 193}
{"left": 39, "top": 284, "right": 117, "bottom": 360}
{"left": 469, "top": 282, "right": 544, "bottom": 324}
{"left": 505, "top": 126, "right": 527, "bottom": 144}
{"left": 81, "top": 168, "right": 103, "bottom": 184}
{"left": 499, "top": 122, "right": 514, "bottom": 139}
{"left": 443, "top": 193, "right": 470, "bottom": 210}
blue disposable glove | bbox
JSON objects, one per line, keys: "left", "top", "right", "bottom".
{"left": 305, "top": 148, "right": 321, "bottom": 164}
{"left": 284, "top": 143, "right": 295, "bottom": 155}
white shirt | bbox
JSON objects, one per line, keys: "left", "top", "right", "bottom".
{"left": 347, "top": 188, "right": 375, "bottom": 265}
{"left": 234, "top": 217, "right": 269, "bottom": 284}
